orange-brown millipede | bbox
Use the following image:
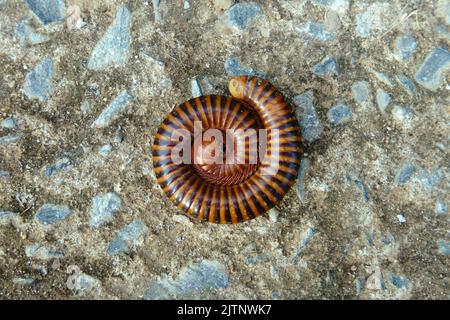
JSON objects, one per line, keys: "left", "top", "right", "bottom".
{"left": 152, "top": 76, "right": 303, "bottom": 224}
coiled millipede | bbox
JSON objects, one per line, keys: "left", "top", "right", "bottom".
{"left": 152, "top": 76, "right": 303, "bottom": 224}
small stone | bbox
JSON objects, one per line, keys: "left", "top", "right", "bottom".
{"left": 292, "top": 226, "right": 317, "bottom": 264}
{"left": 389, "top": 274, "right": 410, "bottom": 289}
{"left": 23, "top": 57, "right": 54, "bottom": 102}
{"left": 353, "top": 178, "right": 369, "bottom": 202}
{"left": 87, "top": 5, "right": 132, "bottom": 71}
{"left": 369, "top": 69, "right": 394, "bottom": 88}
{"left": 396, "top": 75, "right": 417, "bottom": 97}
{"left": 437, "top": 240, "right": 450, "bottom": 255}
{"left": 92, "top": 91, "right": 133, "bottom": 128}
{"left": 435, "top": 199, "right": 448, "bottom": 216}
{"left": 293, "top": 91, "right": 322, "bottom": 143}
{"left": 89, "top": 192, "right": 122, "bottom": 228}
{"left": 296, "top": 158, "right": 310, "bottom": 202}
{"left": 24, "top": 0, "right": 65, "bottom": 25}
{"left": 107, "top": 220, "right": 148, "bottom": 255}
{"left": 394, "top": 163, "right": 416, "bottom": 186}
{"left": 35, "top": 203, "right": 71, "bottom": 224}
{"left": 99, "top": 144, "right": 112, "bottom": 156}
{"left": 310, "top": 0, "right": 349, "bottom": 15}
{"left": 312, "top": 56, "right": 339, "bottom": 77}
{"left": 45, "top": 157, "right": 71, "bottom": 176}
{"left": 224, "top": 57, "right": 255, "bottom": 77}
{"left": 366, "top": 267, "right": 384, "bottom": 290}
{"left": 183, "top": 1, "right": 190, "bottom": 10}
{"left": 25, "top": 243, "right": 64, "bottom": 260}
{"left": 436, "top": 24, "right": 450, "bottom": 40}
{"left": 376, "top": 89, "right": 391, "bottom": 112}
{"left": 225, "top": 2, "right": 262, "bottom": 30}
{"left": 268, "top": 208, "right": 279, "bottom": 222}
{"left": 191, "top": 77, "right": 202, "bottom": 98}
{"left": 392, "top": 105, "right": 412, "bottom": 125}
{"left": 351, "top": 81, "right": 370, "bottom": 105}
{"left": 145, "top": 260, "right": 229, "bottom": 299}
{"left": 0, "top": 134, "right": 23, "bottom": 146}
{"left": 0, "top": 118, "right": 17, "bottom": 129}
{"left": 420, "top": 168, "right": 442, "bottom": 190}
{"left": 415, "top": 47, "right": 450, "bottom": 91}
{"left": 16, "top": 20, "right": 49, "bottom": 46}
{"left": 0, "top": 171, "right": 11, "bottom": 177}
{"left": 66, "top": 5, "right": 85, "bottom": 30}
{"left": 74, "top": 273, "right": 101, "bottom": 292}
{"left": 397, "top": 213, "right": 406, "bottom": 224}
{"left": 0, "top": 210, "right": 20, "bottom": 226}
{"left": 327, "top": 103, "right": 352, "bottom": 125}
{"left": 295, "top": 22, "right": 336, "bottom": 41}
{"left": 394, "top": 35, "right": 417, "bottom": 61}
{"left": 13, "top": 277, "right": 36, "bottom": 286}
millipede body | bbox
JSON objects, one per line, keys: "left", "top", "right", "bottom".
{"left": 152, "top": 76, "right": 303, "bottom": 224}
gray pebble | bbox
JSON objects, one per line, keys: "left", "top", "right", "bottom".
{"left": 25, "top": 243, "right": 64, "bottom": 260}
{"left": 24, "top": 0, "right": 64, "bottom": 25}
{"left": 145, "top": 260, "right": 228, "bottom": 299}
{"left": 191, "top": 77, "right": 203, "bottom": 98}
{"left": 0, "top": 118, "right": 17, "bottom": 129}
{"left": 394, "top": 163, "right": 416, "bottom": 186}
{"left": 225, "top": 2, "right": 262, "bottom": 30}
{"left": 327, "top": 103, "right": 352, "bottom": 125}
{"left": 23, "top": 57, "right": 54, "bottom": 102}
{"left": 35, "top": 203, "right": 71, "bottom": 224}
{"left": 394, "top": 35, "right": 417, "bottom": 61}
{"left": 89, "top": 192, "right": 122, "bottom": 228}
{"left": 92, "top": 91, "right": 133, "bottom": 128}
{"left": 376, "top": 88, "right": 391, "bottom": 112}
{"left": 0, "top": 133, "right": 23, "bottom": 146}
{"left": 107, "top": 220, "right": 147, "bottom": 255}
{"left": 99, "top": 144, "right": 112, "bottom": 156}
{"left": 435, "top": 199, "right": 448, "bottom": 216}
{"left": 45, "top": 157, "right": 71, "bottom": 176}
{"left": 415, "top": 47, "right": 450, "bottom": 91}
{"left": 293, "top": 91, "right": 322, "bottom": 143}
{"left": 16, "top": 20, "right": 49, "bottom": 46}
{"left": 88, "top": 5, "right": 132, "bottom": 71}
{"left": 396, "top": 75, "right": 417, "bottom": 97}
{"left": 295, "top": 22, "right": 336, "bottom": 41}
{"left": 224, "top": 57, "right": 255, "bottom": 77}
{"left": 296, "top": 158, "right": 310, "bottom": 202}
{"left": 351, "top": 81, "right": 370, "bottom": 105}
{"left": 389, "top": 274, "right": 410, "bottom": 289}
{"left": 438, "top": 241, "right": 450, "bottom": 255}
{"left": 312, "top": 56, "right": 339, "bottom": 77}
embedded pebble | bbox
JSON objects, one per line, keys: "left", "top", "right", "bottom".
{"left": 23, "top": 57, "right": 54, "bottom": 102}
{"left": 0, "top": 118, "right": 17, "bottom": 129}
{"left": 351, "top": 81, "right": 370, "bottom": 105}
{"left": 0, "top": 171, "right": 10, "bottom": 177}
{"left": 45, "top": 157, "right": 71, "bottom": 176}
{"left": 394, "top": 35, "right": 417, "bottom": 61}
{"left": 396, "top": 75, "right": 417, "bottom": 97}
{"left": 224, "top": 57, "right": 255, "bottom": 77}
{"left": 0, "top": 210, "right": 20, "bottom": 226}
{"left": 225, "top": 2, "right": 262, "bottom": 30}
{"left": 437, "top": 241, "right": 450, "bottom": 255}
{"left": 310, "top": 0, "right": 349, "bottom": 15}
{"left": 397, "top": 213, "right": 406, "bottom": 224}
{"left": 107, "top": 220, "right": 148, "bottom": 255}
{"left": 435, "top": 199, "right": 448, "bottom": 216}
{"left": 25, "top": 243, "right": 64, "bottom": 260}
{"left": 292, "top": 227, "right": 317, "bottom": 264}
{"left": 87, "top": 5, "right": 132, "bottom": 71}
{"left": 415, "top": 47, "right": 450, "bottom": 91}
{"left": 293, "top": 91, "right": 323, "bottom": 143}
{"left": 145, "top": 260, "right": 229, "bottom": 299}
{"left": 0, "top": 133, "right": 22, "bottom": 146}
{"left": 89, "top": 192, "right": 122, "bottom": 228}
{"left": 389, "top": 274, "right": 410, "bottom": 289}
{"left": 99, "top": 144, "right": 112, "bottom": 156}
{"left": 191, "top": 78, "right": 203, "bottom": 98}
{"left": 376, "top": 88, "right": 391, "bottom": 112}
{"left": 394, "top": 163, "right": 416, "bottom": 186}
{"left": 312, "top": 56, "right": 339, "bottom": 77}
{"left": 16, "top": 20, "right": 49, "bottom": 46}
{"left": 35, "top": 203, "right": 71, "bottom": 224}
{"left": 327, "top": 103, "right": 352, "bottom": 125}
{"left": 91, "top": 91, "right": 133, "bottom": 128}
{"left": 295, "top": 22, "right": 336, "bottom": 41}
{"left": 296, "top": 158, "right": 311, "bottom": 202}
{"left": 24, "top": 0, "right": 64, "bottom": 25}
{"left": 391, "top": 105, "right": 412, "bottom": 126}
{"left": 370, "top": 70, "right": 394, "bottom": 88}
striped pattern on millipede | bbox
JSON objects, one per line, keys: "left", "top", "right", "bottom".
{"left": 152, "top": 76, "right": 303, "bottom": 224}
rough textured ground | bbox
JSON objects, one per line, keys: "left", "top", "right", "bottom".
{"left": 0, "top": 0, "right": 449, "bottom": 300}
